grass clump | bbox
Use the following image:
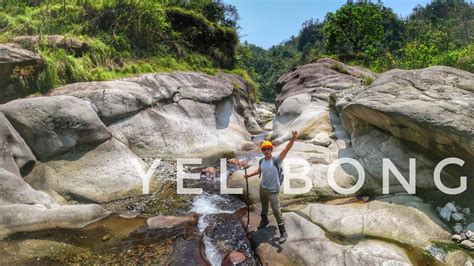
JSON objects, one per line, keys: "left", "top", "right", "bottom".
{"left": 361, "top": 75, "right": 375, "bottom": 86}
{"left": 330, "top": 63, "right": 349, "bottom": 74}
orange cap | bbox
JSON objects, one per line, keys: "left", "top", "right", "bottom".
{"left": 261, "top": 141, "right": 273, "bottom": 149}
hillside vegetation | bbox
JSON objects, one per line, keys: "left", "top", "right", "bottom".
{"left": 0, "top": 0, "right": 258, "bottom": 98}
{"left": 1, "top": 0, "right": 473, "bottom": 103}
{"left": 237, "top": 0, "right": 474, "bottom": 101}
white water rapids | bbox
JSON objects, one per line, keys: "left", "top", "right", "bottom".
{"left": 190, "top": 193, "right": 234, "bottom": 266}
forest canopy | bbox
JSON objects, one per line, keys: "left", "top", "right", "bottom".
{"left": 237, "top": 0, "right": 474, "bottom": 101}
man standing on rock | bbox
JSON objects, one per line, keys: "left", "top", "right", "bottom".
{"left": 244, "top": 131, "right": 297, "bottom": 244}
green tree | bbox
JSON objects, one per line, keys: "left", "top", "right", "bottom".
{"left": 166, "top": 0, "right": 239, "bottom": 28}
{"left": 323, "top": 2, "right": 384, "bottom": 56}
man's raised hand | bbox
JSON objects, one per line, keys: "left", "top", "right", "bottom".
{"left": 291, "top": 130, "right": 298, "bottom": 140}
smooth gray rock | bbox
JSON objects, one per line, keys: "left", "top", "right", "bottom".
{"left": 0, "top": 168, "right": 56, "bottom": 207}
{"left": 275, "top": 58, "right": 374, "bottom": 107}
{"left": 440, "top": 206, "right": 453, "bottom": 222}
{"left": 467, "top": 223, "right": 474, "bottom": 233}
{"left": 51, "top": 80, "right": 154, "bottom": 123}
{"left": 466, "top": 231, "right": 474, "bottom": 240}
{"left": 252, "top": 212, "right": 412, "bottom": 266}
{"left": 299, "top": 196, "right": 451, "bottom": 249}
{"left": 0, "top": 204, "right": 109, "bottom": 239}
{"left": 332, "top": 66, "right": 474, "bottom": 179}
{"left": 446, "top": 202, "right": 458, "bottom": 212}
{"left": 0, "top": 96, "right": 112, "bottom": 161}
{"left": 26, "top": 139, "right": 158, "bottom": 203}
{"left": 0, "top": 112, "right": 36, "bottom": 176}
{"left": 271, "top": 59, "right": 373, "bottom": 144}
{"left": 452, "top": 212, "right": 464, "bottom": 222}
{"left": 53, "top": 72, "right": 260, "bottom": 160}
{"left": 454, "top": 224, "right": 464, "bottom": 234}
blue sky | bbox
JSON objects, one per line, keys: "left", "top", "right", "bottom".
{"left": 225, "top": 0, "right": 432, "bottom": 49}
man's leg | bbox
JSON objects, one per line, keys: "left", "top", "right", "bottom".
{"left": 258, "top": 186, "right": 270, "bottom": 229}
{"left": 269, "top": 192, "right": 287, "bottom": 243}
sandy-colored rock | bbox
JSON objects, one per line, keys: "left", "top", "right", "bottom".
{"left": 445, "top": 250, "right": 474, "bottom": 266}
{"left": 311, "top": 132, "right": 332, "bottom": 147}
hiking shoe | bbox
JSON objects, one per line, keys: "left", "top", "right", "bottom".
{"left": 257, "top": 214, "right": 269, "bottom": 229}
{"left": 278, "top": 225, "right": 288, "bottom": 244}
{"left": 257, "top": 219, "right": 269, "bottom": 229}
{"left": 279, "top": 231, "right": 288, "bottom": 244}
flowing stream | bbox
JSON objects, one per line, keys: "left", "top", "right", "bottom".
{"left": 191, "top": 194, "right": 236, "bottom": 265}
{"left": 0, "top": 158, "right": 258, "bottom": 265}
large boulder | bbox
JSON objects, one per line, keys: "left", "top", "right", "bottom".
{"left": 271, "top": 58, "right": 374, "bottom": 144}
{"left": 0, "top": 112, "right": 36, "bottom": 176}
{"left": 50, "top": 80, "right": 154, "bottom": 124}
{"left": 0, "top": 96, "right": 112, "bottom": 161}
{"left": 331, "top": 66, "right": 474, "bottom": 194}
{"left": 0, "top": 165, "right": 109, "bottom": 239}
{"left": 275, "top": 58, "right": 374, "bottom": 106}
{"left": 255, "top": 102, "right": 276, "bottom": 125}
{"left": 25, "top": 139, "right": 158, "bottom": 203}
{"left": 0, "top": 168, "right": 56, "bottom": 207}
{"left": 298, "top": 195, "right": 451, "bottom": 249}
{"left": 251, "top": 211, "right": 413, "bottom": 265}
{"left": 52, "top": 72, "right": 261, "bottom": 161}
{"left": 0, "top": 204, "right": 109, "bottom": 239}
{"left": 0, "top": 43, "right": 44, "bottom": 104}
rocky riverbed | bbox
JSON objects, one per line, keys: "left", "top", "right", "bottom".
{"left": 0, "top": 49, "right": 473, "bottom": 265}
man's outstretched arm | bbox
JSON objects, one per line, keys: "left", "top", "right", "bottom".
{"left": 244, "top": 168, "right": 261, "bottom": 179}
{"left": 279, "top": 131, "right": 297, "bottom": 162}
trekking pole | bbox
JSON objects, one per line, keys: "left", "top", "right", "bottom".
{"left": 239, "top": 159, "right": 251, "bottom": 230}
{"left": 244, "top": 166, "right": 250, "bottom": 230}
